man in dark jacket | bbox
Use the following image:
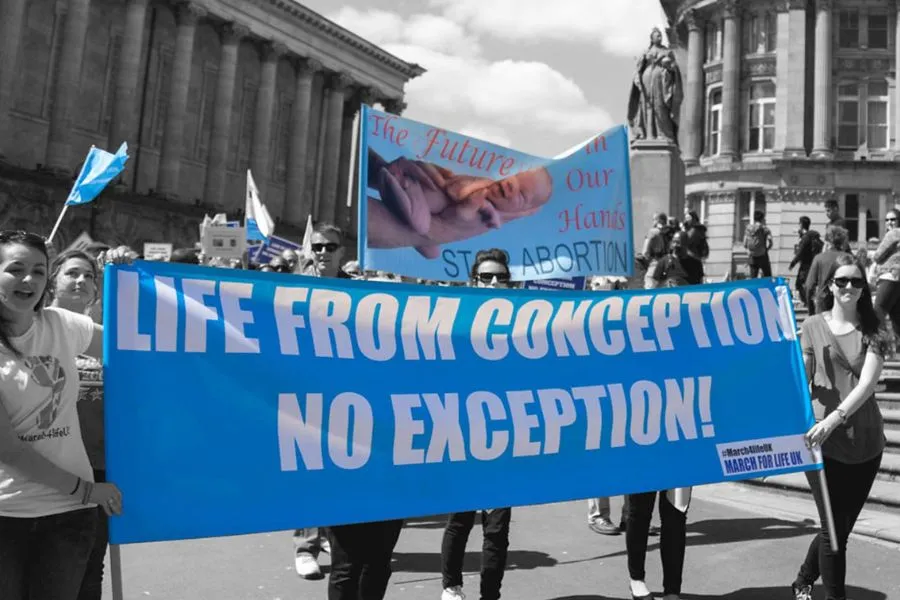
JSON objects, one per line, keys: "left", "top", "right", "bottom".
{"left": 789, "top": 216, "right": 822, "bottom": 308}
{"left": 805, "top": 226, "right": 850, "bottom": 314}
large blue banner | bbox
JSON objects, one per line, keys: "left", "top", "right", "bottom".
{"left": 358, "top": 106, "right": 633, "bottom": 282}
{"left": 104, "top": 262, "right": 820, "bottom": 544}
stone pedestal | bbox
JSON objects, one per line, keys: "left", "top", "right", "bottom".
{"left": 629, "top": 140, "right": 685, "bottom": 253}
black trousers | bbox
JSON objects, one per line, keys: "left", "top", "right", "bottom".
{"left": 77, "top": 469, "right": 108, "bottom": 600}
{"left": 625, "top": 491, "right": 687, "bottom": 596}
{"left": 796, "top": 266, "right": 810, "bottom": 307}
{"left": 748, "top": 254, "right": 772, "bottom": 278}
{"left": 326, "top": 519, "right": 404, "bottom": 600}
{"left": 441, "top": 509, "right": 512, "bottom": 600}
{"left": 795, "top": 454, "right": 882, "bottom": 600}
{"left": 874, "top": 279, "right": 900, "bottom": 338}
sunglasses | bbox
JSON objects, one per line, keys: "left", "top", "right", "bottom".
{"left": 312, "top": 243, "right": 340, "bottom": 253}
{"left": 832, "top": 277, "right": 865, "bottom": 289}
{"left": 0, "top": 230, "right": 47, "bottom": 245}
{"left": 477, "top": 272, "right": 511, "bottom": 284}
{"left": 887, "top": 217, "right": 898, "bottom": 222}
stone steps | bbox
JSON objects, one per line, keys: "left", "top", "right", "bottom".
{"left": 741, "top": 471, "right": 900, "bottom": 514}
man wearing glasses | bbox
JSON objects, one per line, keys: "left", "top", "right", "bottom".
{"left": 309, "top": 224, "right": 346, "bottom": 278}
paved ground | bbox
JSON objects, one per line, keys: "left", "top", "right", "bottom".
{"left": 105, "top": 485, "right": 899, "bottom": 600}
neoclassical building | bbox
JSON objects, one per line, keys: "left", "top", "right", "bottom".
{"left": 662, "top": 0, "right": 900, "bottom": 279}
{"left": 0, "top": 0, "right": 422, "bottom": 250}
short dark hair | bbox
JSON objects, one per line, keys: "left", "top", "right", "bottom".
{"left": 825, "top": 199, "right": 839, "bottom": 209}
{"left": 313, "top": 223, "right": 344, "bottom": 246}
{"left": 799, "top": 216, "right": 811, "bottom": 229}
{"left": 470, "top": 248, "right": 510, "bottom": 281}
{"left": 753, "top": 210, "right": 765, "bottom": 222}
{"left": 825, "top": 226, "right": 848, "bottom": 248}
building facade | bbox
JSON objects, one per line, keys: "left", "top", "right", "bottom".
{"left": 0, "top": 0, "right": 422, "bottom": 250}
{"left": 663, "top": 0, "right": 900, "bottom": 279}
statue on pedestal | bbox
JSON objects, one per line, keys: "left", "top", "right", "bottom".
{"left": 627, "top": 27, "right": 683, "bottom": 146}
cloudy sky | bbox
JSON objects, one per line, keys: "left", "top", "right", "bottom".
{"left": 301, "top": 0, "right": 669, "bottom": 156}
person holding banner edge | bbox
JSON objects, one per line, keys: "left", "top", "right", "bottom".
{"left": 792, "top": 253, "right": 889, "bottom": 600}
{"left": 440, "top": 248, "right": 515, "bottom": 600}
{"left": 0, "top": 231, "right": 127, "bottom": 600}
{"left": 45, "top": 249, "right": 108, "bottom": 600}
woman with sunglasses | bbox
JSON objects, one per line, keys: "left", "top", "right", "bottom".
{"left": 0, "top": 231, "right": 126, "bottom": 599}
{"left": 440, "top": 249, "right": 513, "bottom": 600}
{"left": 870, "top": 208, "right": 900, "bottom": 341}
{"left": 791, "top": 253, "right": 889, "bottom": 600}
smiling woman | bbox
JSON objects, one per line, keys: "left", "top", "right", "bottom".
{"left": 0, "top": 230, "right": 124, "bottom": 600}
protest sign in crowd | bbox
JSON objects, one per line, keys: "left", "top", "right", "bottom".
{"left": 0, "top": 109, "right": 893, "bottom": 600}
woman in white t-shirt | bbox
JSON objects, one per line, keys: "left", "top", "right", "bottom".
{"left": 0, "top": 231, "right": 123, "bottom": 600}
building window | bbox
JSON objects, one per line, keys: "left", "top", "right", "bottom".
{"left": 837, "top": 83, "right": 860, "bottom": 149}
{"left": 837, "top": 80, "right": 890, "bottom": 150}
{"left": 707, "top": 88, "right": 722, "bottom": 156}
{"left": 686, "top": 195, "right": 708, "bottom": 223}
{"left": 745, "top": 13, "right": 777, "bottom": 54}
{"left": 735, "top": 191, "right": 767, "bottom": 244}
{"left": 867, "top": 80, "right": 889, "bottom": 149}
{"left": 705, "top": 21, "right": 722, "bottom": 62}
{"left": 747, "top": 81, "right": 776, "bottom": 152}
{"left": 867, "top": 14, "right": 889, "bottom": 49}
{"left": 839, "top": 10, "right": 859, "bottom": 48}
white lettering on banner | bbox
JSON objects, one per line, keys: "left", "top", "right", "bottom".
{"left": 278, "top": 376, "right": 718, "bottom": 470}
{"left": 155, "top": 277, "right": 179, "bottom": 352}
{"left": 115, "top": 270, "right": 796, "bottom": 359}
{"left": 220, "top": 282, "right": 260, "bottom": 353}
{"left": 400, "top": 297, "right": 459, "bottom": 360}
{"left": 278, "top": 392, "right": 373, "bottom": 471}
{"left": 471, "top": 299, "right": 514, "bottom": 360}
{"left": 183, "top": 279, "right": 219, "bottom": 353}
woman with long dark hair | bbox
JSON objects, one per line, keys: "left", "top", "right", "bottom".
{"left": 792, "top": 253, "right": 890, "bottom": 600}
{"left": 0, "top": 231, "right": 125, "bottom": 599}
{"left": 45, "top": 249, "right": 108, "bottom": 600}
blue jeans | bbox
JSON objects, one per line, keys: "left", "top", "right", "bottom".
{"left": 0, "top": 507, "right": 97, "bottom": 600}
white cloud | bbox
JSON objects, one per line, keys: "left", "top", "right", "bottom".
{"left": 457, "top": 125, "right": 513, "bottom": 148}
{"left": 330, "top": 7, "right": 481, "bottom": 57}
{"left": 329, "top": 8, "right": 612, "bottom": 154}
{"left": 431, "top": 0, "right": 668, "bottom": 56}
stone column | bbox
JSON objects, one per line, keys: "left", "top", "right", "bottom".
{"left": 719, "top": 0, "right": 741, "bottom": 161}
{"left": 683, "top": 10, "right": 704, "bottom": 166}
{"left": 249, "top": 42, "right": 285, "bottom": 199}
{"left": 812, "top": 0, "right": 833, "bottom": 158}
{"left": 203, "top": 22, "right": 248, "bottom": 207}
{"left": 156, "top": 2, "right": 205, "bottom": 199}
{"left": 350, "top": 88, "right": 377, "bottom": 239}
{"left": 335, "top": 94, "right": 361, "bottom": 231}
{"left": 776, "top": 0, "right": 808, "bottom": 156}
{"left": 45, "top": 0, "right": 92, "bottom": 173}
{"left": 108, "top": 0, "right": 150, "bottom": 182}
{"left": 0, "top": 0, "right": 28, "bottom": 160}
{"left": 284, "top": 57, "right": 321, "bottom": 224}
{"left": 320, "top": 73, "right": 353, "bottom": 224}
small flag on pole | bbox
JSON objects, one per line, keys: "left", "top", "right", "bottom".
{"left": 66, "top": 143, "right": 129, "bottom": 206}
{"left": 245, "top": 170, "right": 274, "bottom": 242}
{"left": 301, "top": 214, "right": 313, "bottom": 258}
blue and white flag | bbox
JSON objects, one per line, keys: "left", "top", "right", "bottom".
{"left": 65, "top": 143, "right": 129, "bottom": 206}
{"left": 245, "top": 170, "right": 274, "bottom": 242}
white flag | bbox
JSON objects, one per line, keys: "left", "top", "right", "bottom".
{"left": 245, "top": 170, "right": 274, "bottom": 242}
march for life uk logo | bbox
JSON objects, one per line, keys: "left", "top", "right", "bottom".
{"left": 357, "top": 106, "right": 632, "bottom": 282}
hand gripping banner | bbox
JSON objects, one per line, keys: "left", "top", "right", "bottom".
{"left": 104, "top": 263, "right": 820, "bottom": 544}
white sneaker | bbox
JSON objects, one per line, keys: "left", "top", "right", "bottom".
{"left": 320, "top": 538, "right": 331, "bottom": 554}
{"left": 295, "top": 552, "right": 323, "bottom": 580}
{"left": 441, "top": 586, "right": 466, "bottom": 600}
